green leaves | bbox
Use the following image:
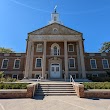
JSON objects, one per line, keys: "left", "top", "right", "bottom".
{"left": 83, "top": 82, "right": 110, "bottom": 89}
{"left": 0, "top": 47, "right": 14, "bottom": 53}
{"left": 99, "top": 42, "right": 110, "bottom": 53}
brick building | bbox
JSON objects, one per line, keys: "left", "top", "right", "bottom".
{"left": 0, "top": 11, "right": 110, "bottom": 80}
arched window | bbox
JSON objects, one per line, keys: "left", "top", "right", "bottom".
{"left": 51, "top": 43, "right": 60, "bottom": 55}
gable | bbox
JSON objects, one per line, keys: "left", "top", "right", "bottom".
{"left": 28, "top": 23, "right": 82, "bottom": 35}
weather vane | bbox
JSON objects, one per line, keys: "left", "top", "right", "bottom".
{"left": 54, "top": 5, "right": 57, "bottom": 13}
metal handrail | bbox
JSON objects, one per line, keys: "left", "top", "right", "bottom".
{"left": 70, "top": 75, "right": 75, "bottom": 85}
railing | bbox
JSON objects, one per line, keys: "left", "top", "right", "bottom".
{"left": 70, "top": 75, "right": 75, "bottom": 85}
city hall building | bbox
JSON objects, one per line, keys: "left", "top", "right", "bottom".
{"left": 0, "top": 11, "right": 110, "bottom": 80}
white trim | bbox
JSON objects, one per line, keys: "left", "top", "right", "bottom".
{"left": 102, "top": 59, "right": 109, "bottom": 69}
{"left": 1, "top": 59, "right": 9, "bottom": 69}
{"left": 69, "top": 58, "right": 75, "bottom": 68}
{"left": 30, "top": 35, "right": 82, "bottom": 41}
{"left": 68, "top": 44, "right": 74, "bottom": 52}
{"left": 13, "top": 59, "right": 21, "bottom": 69}
{"left": 36, "top": 43, "right": 43, "bottom": 52}
{"left": 35, "top": 58, "right": 42, "bottom": 68}
{"left": 50, "top": 63, "right": 61, "bottom": 78}
{"left": 51, "top": 43, "right": 60, "bottom": 55}
{"left": 90, "top": 59, "right": 97, "bottom": 69}
{"left": 12, "top": 74, "right": 18, "bottom": 79}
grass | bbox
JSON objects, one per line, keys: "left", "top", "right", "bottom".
{"left": 0, "top": 83, "right": 29, "bottom": 89}
{"left": 83, "top": 82, "right": 110, "bottom": 89}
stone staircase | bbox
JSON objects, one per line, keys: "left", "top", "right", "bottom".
{"left": 35, "top": 83, "right": 77, "bottom": 96}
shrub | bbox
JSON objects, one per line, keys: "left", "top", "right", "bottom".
{"left": 0, "top": 83, "right": 29, "bottom": 89}
{"left": 83, "top": 82, "right": 110, "bottom": 89}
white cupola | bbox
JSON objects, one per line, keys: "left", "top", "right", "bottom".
{"left": 49, "top": 6, "right": 62, "bottom": 24}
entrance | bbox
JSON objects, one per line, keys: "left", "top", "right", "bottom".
{"left": 50, "top": 64, "right": 60, "bottom": 78}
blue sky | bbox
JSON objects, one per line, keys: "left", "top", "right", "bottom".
{"left": 0, "top": 0, "right": 110, "bottom": 53}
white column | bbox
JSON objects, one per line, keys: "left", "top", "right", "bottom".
{"left": 76, "top": 43, "right": 82, "bottom": 78}
{"left": 24, "top": 40, "right": 32, "bottom": 78}
{"left": 42, "top": 41, "right": 46, "bottom": 79}
{"left": 64, "top": 41, "right": 68, "bottom": 78}
{"left": 28, "top": 42, "right": 34, "bottom": 78}
{"left": 78, "top": 40, "right": 86, "bottom": 78}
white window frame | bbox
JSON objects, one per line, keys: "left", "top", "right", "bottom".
{"left": 69, "top": 58, "right": 75, "bottom": 68}
{"left": 90, "top": 59, "right": 97, "bottom": 69}
{"left": 35, "top": 58, "right": 42, "bottom": 68}
{"left": 12, "top": 74, "right": 18, "bottom": 79}
{"left": 13, "top": 59, "right": 20, "bottom": 69}
{"left": 68, "top": 44, "right": 74, "bottom": 52}
{"left": 102, "top": 59, "right": 109, "bottom": 69}
{"left": 51, "top": 43, "right": 60, "bottom": 56}
{"left": 1, "top": 59, "right": 9, "bottom": 69}
{"left": 36, "top": 44, "right": 43, "bottom": 52}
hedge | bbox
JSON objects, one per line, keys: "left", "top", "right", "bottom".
{"left": 0, "top": 83, "right": 29, "bottom": 89}
{"left": 83, "top": 82, "right": 110, "bottom": 89}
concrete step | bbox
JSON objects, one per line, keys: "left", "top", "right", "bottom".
{"left": 38, "top": 87, "right": 74, "bottom": 90}
{"left": 35, "top": 83, "right": 77, "bottom": 96}
{"left": 36, "top": 93, "right": 77, "bottom": 96}
{"left": 37, "top": 89, "right": 75, "bottom": 91}
{"left": 36, "top": 91, "right": 76, "bottom": 93}
{"left": 39, "top": 85, "right": 73, "bottom": 87}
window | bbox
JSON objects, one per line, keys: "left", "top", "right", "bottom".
{"left": 92, "top": 74, "right": 98, "bottom": 77}
{"left": 35, "top": 58, "right": 42, "bottom": 68}
{"left": 12, "top": 74, "right": 18, "bottom": 79}
{"left": 51, "top": 43, "right": 60, "bottom": 55}
{"left": 90, "top": 59, "right": 97, "bottom": 69}
{"left": 1, "top": 59, "right": 9, "bottom": 69}
{"left": 102, "top": 59, "right": 109, "bottom": 69}
{"left": 54, "top": 16, "right": 57, "bottom": 21}
{"left": 69, "top": 58, "right": 75, "bottom": 68}
{"left": 68, "top": 44, "right": 74, "bottom": 52}
{"left": 14, "top": 59, "right": 20, "bottom": 69}
{"left": 36, "top": 44, "right": 43, "bottom": 52}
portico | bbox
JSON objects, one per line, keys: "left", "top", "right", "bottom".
{"left": 24, "top": 10, "right": 86, "bottom": 79}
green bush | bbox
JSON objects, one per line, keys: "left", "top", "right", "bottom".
{"left": 0, "top": 83, "right": 29, "bottom": 89}
{"left": 83, "top": 82, "right": 110, "bottom": 89}
{"left": 0, "top": 77, "right": 17, "bottom": 82}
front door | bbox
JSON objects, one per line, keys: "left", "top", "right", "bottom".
{"left": 50, "top": 64, "right": 60, "bottom": 78}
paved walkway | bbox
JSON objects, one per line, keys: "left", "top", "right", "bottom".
{"left": 0, "top": 96, "right": 110, "bottom": 110}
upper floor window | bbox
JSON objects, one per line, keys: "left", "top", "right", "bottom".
{"left": 35, "top": 58, "right": 42, "bottom": 68}
{"left": 51, "top": 43, "right": 60, "bottom": 56}
{"left": 13, "top": 59, "right": 20, "bottom": 69}
{"left": 36, "top": 44, "right": 43, "bottom": 52}
{"left": 90, "top": 59, "right": 97, "bottom": 69}
{"left": 1, "top": 59, "right": 9, "bottom": 69}
{"left": 102, "top": 59, "right": 109, "bottom": 69}
{"left": 54, "top": 16, "right": 57, "bottom": 21}
{"left": 68, "top": 44, "right": 74, "bottom": 52}
{"left": 69, "top": 58, "right": 75, "bottom": 68}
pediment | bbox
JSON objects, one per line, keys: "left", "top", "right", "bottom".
{"left": 28, "top": 23, "right": 82, "bottom": 35}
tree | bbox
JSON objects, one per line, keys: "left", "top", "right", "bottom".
{"left": 0, "top": 47, "right": 14, "bottom": 53}
{"left": 99, "top": 42, "right": 110, "bottom": 53}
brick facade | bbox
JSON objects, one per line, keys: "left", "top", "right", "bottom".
{"left": 0, "top": 12, "right": 110, "bottom": 79}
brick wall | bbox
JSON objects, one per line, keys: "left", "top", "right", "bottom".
{"left": 0, "top": 83, "right": 38, "bottom": 98}
{"left": 74, "top": 83, "right": 110, "bottom": 98}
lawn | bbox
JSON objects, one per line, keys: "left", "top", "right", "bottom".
{"left": 83, "top": 82, "right": 110, "bottom": 89}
